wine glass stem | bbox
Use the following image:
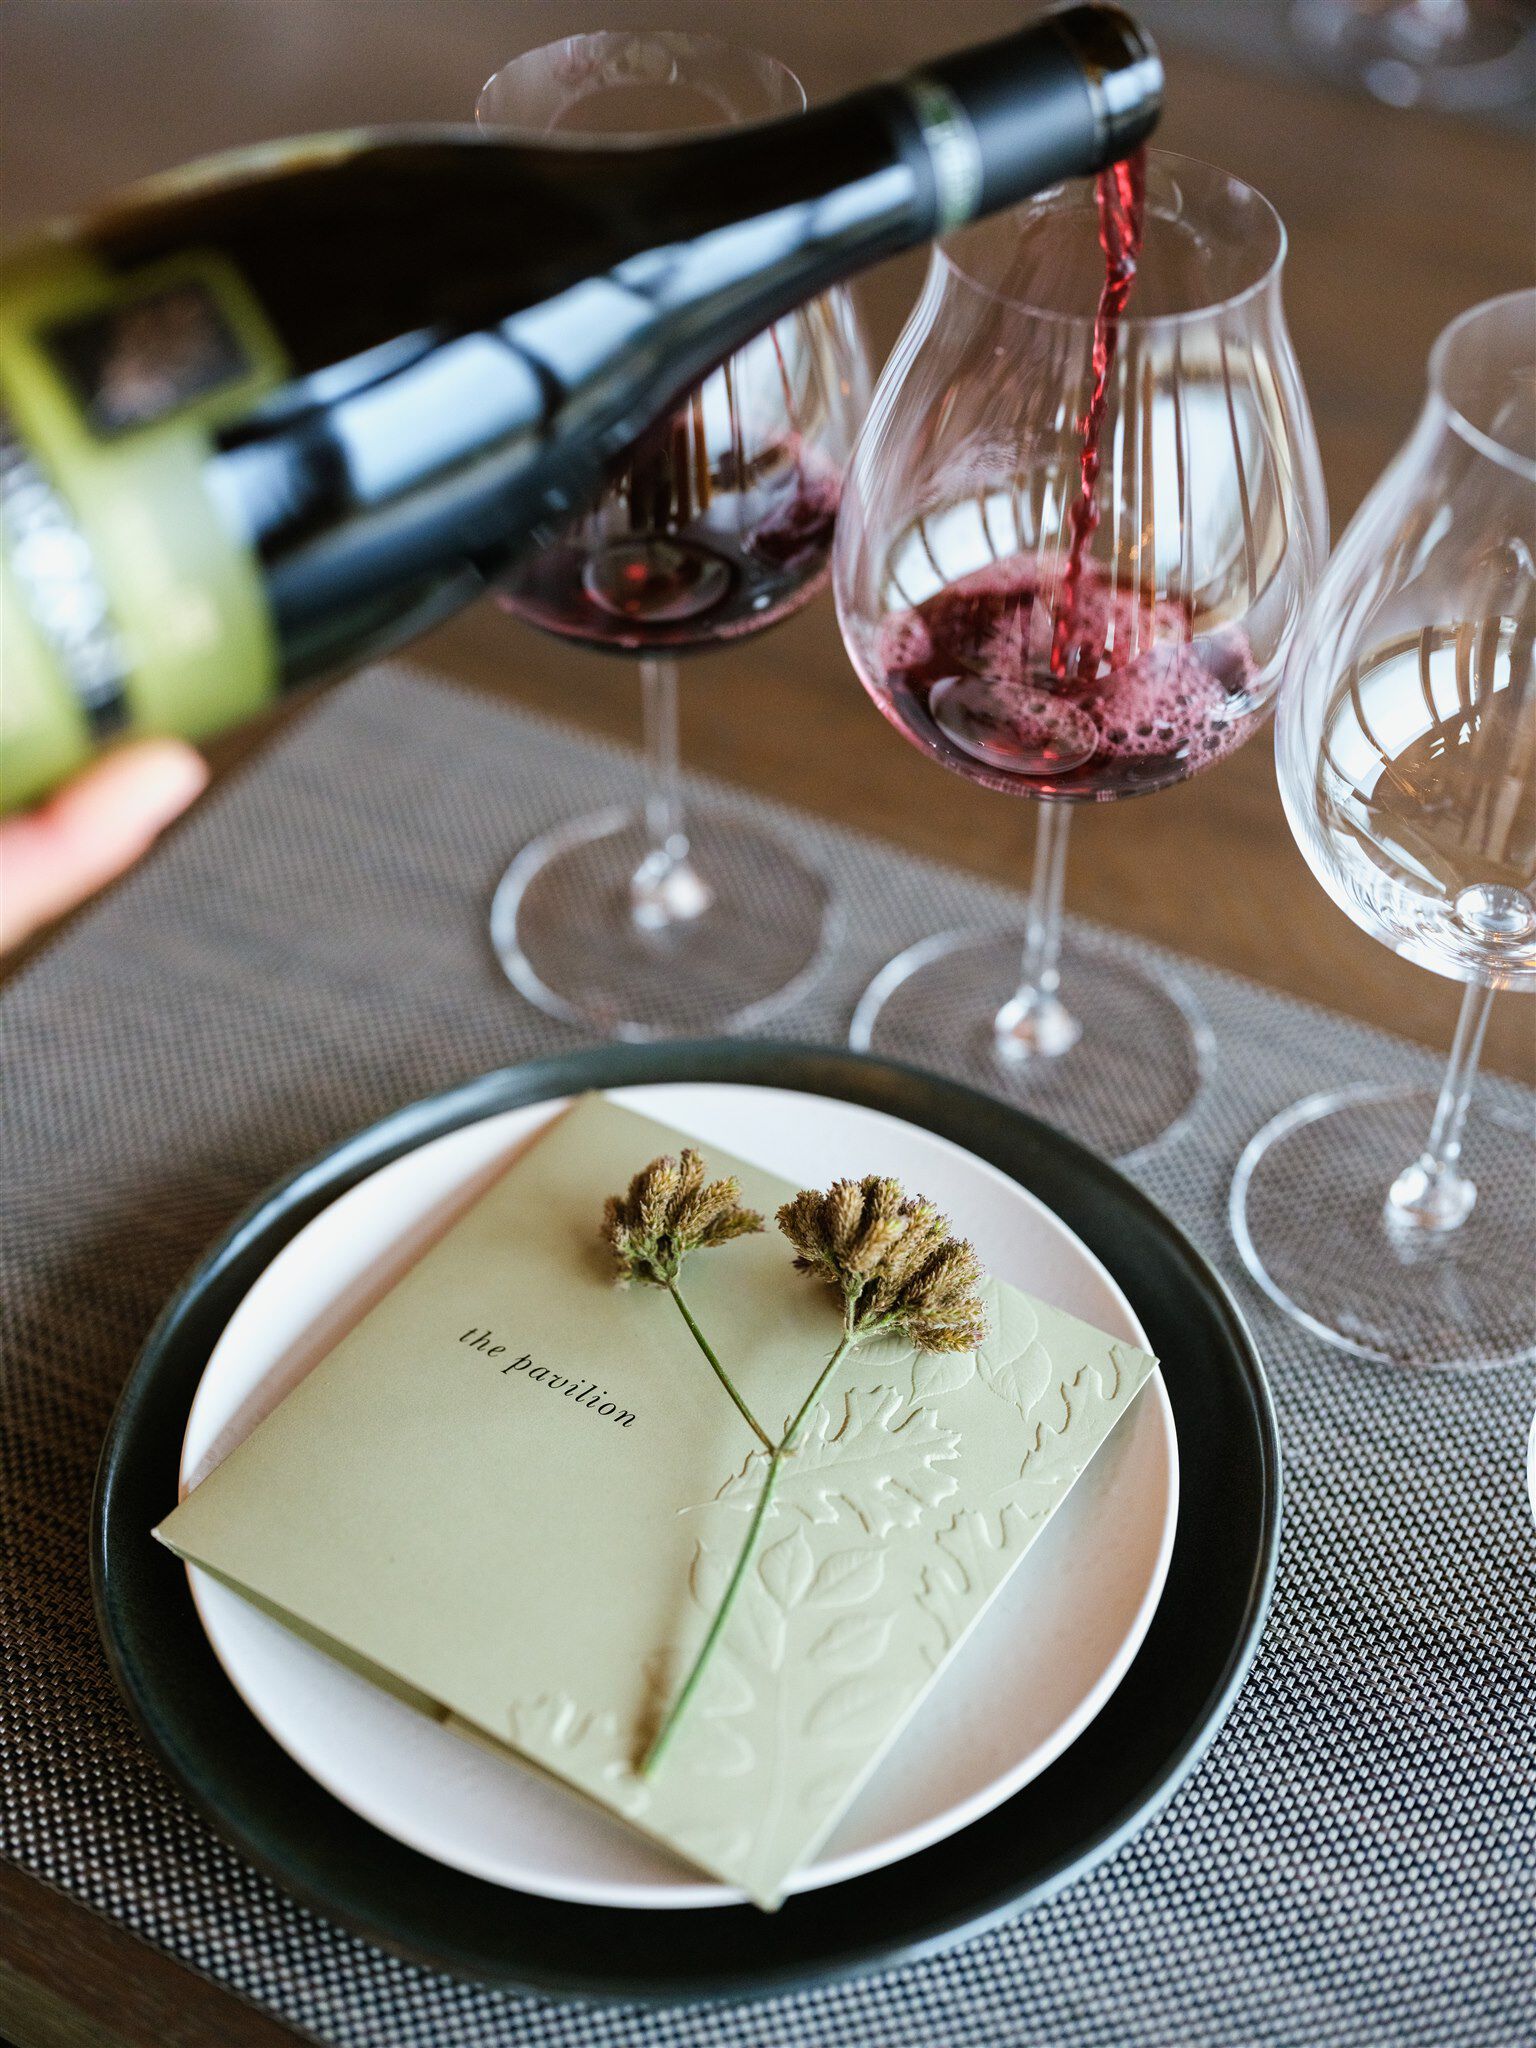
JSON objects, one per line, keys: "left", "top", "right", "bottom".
{"left": 631, "top": 655, "right": 712, "bottom": 930}
{"left": 1385, "top": 980, "right": 1494, "bottom": 1234}
{"left": 994, "top": 802, "right": 1083, "bottom": 1062}
{"left": 641, "top": 655, "right": 688, "bottom": 866}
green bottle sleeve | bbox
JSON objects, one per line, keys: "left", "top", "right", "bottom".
{"left": 0, "top": 239, "right": 287, "bottom": 812}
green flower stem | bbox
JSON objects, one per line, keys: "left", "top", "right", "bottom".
{"left": 641, "top": 1330, "right": 854, "bottom": 1778}
{"left": 782, "top": 1325, "right": 857, "bottom": 1455}
{"left": 667, "top": 1279, "right": 774, "bottom": 1453}
{"left": 641, "top": 1439, "right": 784, "bottom": 1779}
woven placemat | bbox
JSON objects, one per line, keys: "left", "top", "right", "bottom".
{"left": 3, "top": 667, "right": 1532, "bottom": 2048}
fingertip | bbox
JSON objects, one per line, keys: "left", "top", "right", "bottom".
{"left": 50, "top": 738, "right": 210, "bottom": 853}
{"left": 94, "top": 738, "right": 211, "bottom": 829}
{"left": 0, "top": 741, "right": 211, "bottom": 951}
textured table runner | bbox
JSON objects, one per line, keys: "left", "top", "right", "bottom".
{"left": 3, "top": 667, "right": 1532, "bottom": 2048}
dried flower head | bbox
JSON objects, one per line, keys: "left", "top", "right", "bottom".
{"left": 776, "top": 1176, "right": 988, "bottom": 1353}
{"left": 602, "top": 1150, "right": 764, "bottom": 1287}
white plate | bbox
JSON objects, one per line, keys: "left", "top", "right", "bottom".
{"left": 179, "top": 1082, "right": 1178, "bottom": 1910}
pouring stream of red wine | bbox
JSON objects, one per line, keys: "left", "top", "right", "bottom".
{"left": 1050, "top": 146, "right": 1147, "bottom": 686}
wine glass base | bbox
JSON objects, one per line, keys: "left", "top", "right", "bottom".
{"left": 1231, "top": 1084, "right": 1536, "bottom": 1370}
{"left": 491, "top": 806, "right": 835, "bottom": 1040}
{"left": 848, "top": 926, "right": 1213, "bottom": 1161}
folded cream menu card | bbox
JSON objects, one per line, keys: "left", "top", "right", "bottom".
{"left": 157, "top": 1094, "right": 1157, "bottom": 1908}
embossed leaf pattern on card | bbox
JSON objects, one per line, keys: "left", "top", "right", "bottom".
{"left": 500, "top": 1692, "right": 651, "bottom": 1819}
{"left": 651, "top": 1388, "right": 956, "bottom": 1902}
{"left": 711, "top": 1388, "right": 962, "bottom": 1537}
{"left": 909, "top": 1346, "right": 977, "bottom": 1403}
{"left": 973, "top": 1277, "right": 1055, "bottom": 1420}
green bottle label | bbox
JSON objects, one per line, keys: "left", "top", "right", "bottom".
{"left": 0, "top": 241, "right": 288, "bottom": 812}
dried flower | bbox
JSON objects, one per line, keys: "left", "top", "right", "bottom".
{"left": 777, "top": 1176, "right": 988, "bottom": 1353}
{"left": 602, "top": 1150, "right": 763, "bottom": 1288}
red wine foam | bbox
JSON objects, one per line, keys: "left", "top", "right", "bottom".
{"left": 869, "top": 553, "right": 1259, "bottom": 800}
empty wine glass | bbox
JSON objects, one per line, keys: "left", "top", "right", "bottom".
{"left": 478, "top": 32, "right": 870, "bottom": 1039}
{"left": 1232, "top": 289, "right": 1536, "bottom": 1370}
{"left": 834, "top": 152, "right": 1326, "bottom": 1158}
{"left": 1289, "top": 0, "right": 1536, "bottom": 111}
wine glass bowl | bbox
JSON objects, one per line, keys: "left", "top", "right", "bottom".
{"left": 1278, "top": 291, "right": 1536, "bottom": 994}
{"left": 839, "top": 156, "right": 1319, "bottom": 801}
{"left": 477, "top": 32, "right": 870, "bottom": 1040}
{"left": 501, "top": 300, "right": 857, "bottom": 652}
{"left": 1234, "top": 288, "right": 1536, "bottom": 1369}
{"left": 1297, "top": 614, "right": 1536, "bottom": 988}
{"left": 835, "top": 153, "right": 1325, "bottom": 1156}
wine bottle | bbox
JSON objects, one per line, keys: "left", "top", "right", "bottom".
{"left": 0, "top": 4, "right": 1160, "bottom": 812}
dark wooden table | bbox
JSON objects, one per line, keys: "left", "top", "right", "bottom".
{"left": 1, "top": 6, "right": 1532, "bottom": 2045}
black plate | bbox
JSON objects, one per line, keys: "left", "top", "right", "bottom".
{"left": 93, "top": 1042, "right": 1279, "bottom": 2002}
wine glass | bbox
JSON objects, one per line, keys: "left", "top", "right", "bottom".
{"left": 1232, "top": 289, "right": 1536, "bottom": 1371}
{"left": 834, "top": 152, "right": 1327, "bottom": 1158}
{"left": 477, "top": 32, "right": 869, "bottom": 1040}
{"left": 1289, "top": 0, "right": 1536, "bottom": 110}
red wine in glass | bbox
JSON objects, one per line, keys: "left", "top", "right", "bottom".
{"left": 861, "top": 146, "right": 1260, "bottom": 801}
{"left": 872, "top": 553, "right": 1260, "bottom": 800}
{"left": 504, "top": 431, "right": 842, "bottom": 649}
{"left": 500, "top": 318, "right": 846, "bottom": 652}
